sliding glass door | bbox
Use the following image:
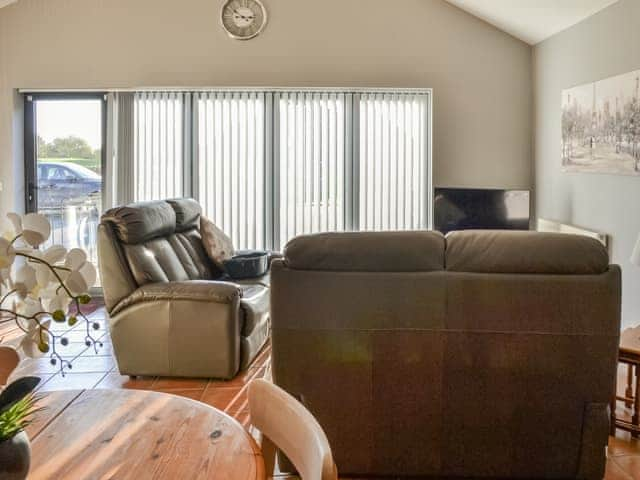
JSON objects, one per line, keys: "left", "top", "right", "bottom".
{"left": 24, "top": 93, "right": 107, "bottom": 270}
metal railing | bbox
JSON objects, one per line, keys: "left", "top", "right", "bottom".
{"left": 40, "top": 194, "right": 101, "bottom": 283}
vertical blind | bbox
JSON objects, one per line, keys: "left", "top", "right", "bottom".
{"left": 358, "top": 93, "right": 429, "bottom": 231}
{"left": 133, "top": 92, "right": 186, "bottom": 202}
{"left": 276, "top": 92, "right": 349, "bottom": 245}
{"left": 116, "top": 89, "right": 431, "bottom": 250}
{"left": 195, "top": 91, "right": 267, "bottom": 250}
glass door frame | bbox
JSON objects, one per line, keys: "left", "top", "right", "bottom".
{"left": 23, "top": 92, "right": 108, "bottom": 213}
{"left": 23, "top": 92, "right": 108, "bottom": 296}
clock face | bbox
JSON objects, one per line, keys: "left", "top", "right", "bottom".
{"left": 221, "top": 0, "right": 267, "bottom": 40}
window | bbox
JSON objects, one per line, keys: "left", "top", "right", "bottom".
{"left": 114, "top": 89, "right": 431, "bottom": 250}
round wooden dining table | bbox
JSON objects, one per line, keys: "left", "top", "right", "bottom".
{"left": 25, "top": 389, "right": 265, "bottom": 480}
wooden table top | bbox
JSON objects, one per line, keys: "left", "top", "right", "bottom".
{"left": 26, "top": 389, "right": 265, "bottom": 480}
{"left": 620, "top": 326, "right": 640, "bottom": 358}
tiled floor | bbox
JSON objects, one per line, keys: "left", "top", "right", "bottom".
{"left": 2, "top": 306, "right": 640, "bottom": 478}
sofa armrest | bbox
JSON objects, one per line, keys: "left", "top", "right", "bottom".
{"left": 111, "top": 280, "right": 242, "bottom": 316}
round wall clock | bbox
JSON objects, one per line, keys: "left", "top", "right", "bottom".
{"left": 221, "top": 0, "right": 267, "bottom": 40}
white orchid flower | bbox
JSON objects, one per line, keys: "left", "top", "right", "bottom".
{"left": 19, "top": 318, "right": 51, "bottom": 358}
{"left": 31, "top": 245, "right": 67, "bottom": 287}
{"left": 42, "top": 245, "right": 67, "bottom": 264}
{"left": 44, "top": 290, "right": 72, "bottom": 316}
{"left": 65, "top": 248, "right": 87, "bottom": 270}
{"left": 6, "top": 213, "right": 22, "bottom": 236}
{"left": 0, "top": 237, "right": 16, "bottom": 270}
{"left": 14, "top": 263, "right": 38, "bottom": 298}
{"left": 64, "top": 248, "right": 96, "bottom": 295}
{"left": 21, "top": 213, "right": 51, "bottom": 248}
{"left": 15, "top": 296, "right": 44, "bottom": 318}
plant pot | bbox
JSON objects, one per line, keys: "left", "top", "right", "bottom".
{"left": 0, "top": 430, "right": 31, "bottom": 480}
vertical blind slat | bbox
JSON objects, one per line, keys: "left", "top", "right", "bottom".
{"left": 133, "top": 92, "right": 184, "bottom": 202}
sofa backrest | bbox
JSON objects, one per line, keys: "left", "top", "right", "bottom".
{"left": 271, "top": 229, "right": 621, "bottom": 478}
{"left": 98, "top": 198, "right": 218, "bottom": 312}
{"left": 284, "top": 231, "right": 445, "bottom": 272}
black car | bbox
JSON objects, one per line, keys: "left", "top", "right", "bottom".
{"left": 37, "top": 161, "right": 102, "bottom": 209}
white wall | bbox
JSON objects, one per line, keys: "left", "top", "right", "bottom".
{"left": 0, "top": 0, "right": 532, "bottom": 217}
{"left": 533, "top": 0, "right": 640, "bottom": 328}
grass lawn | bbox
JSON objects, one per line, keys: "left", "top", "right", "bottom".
{"left": 38, "top": 157, "right": 100, "bottom": 173}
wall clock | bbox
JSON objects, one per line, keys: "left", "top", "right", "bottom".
{"left": 221, "top": 0, "right": 267, "bottom": 40}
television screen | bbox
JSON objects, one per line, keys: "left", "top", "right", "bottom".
{"left": 433, "top": 188, "right": 530, "bottom": 234}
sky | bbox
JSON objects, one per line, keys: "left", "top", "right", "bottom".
{"left": 36, "top": 99, "right": 102, "bottom": 149}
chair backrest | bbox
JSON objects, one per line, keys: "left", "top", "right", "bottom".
{"left": 248, "top": 379, "right": 337, "bottom": 480}
{"left": 0, "top": 346, "right": 20, "bottom": 387}
{"left": 98, "top": 198, "right": 220, "bottom": 312}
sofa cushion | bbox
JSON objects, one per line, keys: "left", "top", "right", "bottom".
{"left": 200, "top": 216, "right": 235, "bottom": 270}
{"left": 168, "top": 198, "right": 202, "bottom": 232}
{"left": 445, "top": 230, "right": 609, "bottom": 274}
{"left": 102, "top": 201, "right": 176, "bottom": 244}
{"left": 284, "top": 231, "right": 445, "bottom": 272}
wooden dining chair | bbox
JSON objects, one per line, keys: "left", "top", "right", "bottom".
{"left": 0, "top": 345, "right": 20, "bottom": 387}
{"left": 248, "top": 379, "right": 338, "bottom": 480}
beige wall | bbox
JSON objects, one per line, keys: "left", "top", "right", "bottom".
{"left": 533, "top": 0, "right": 640, "bottom": 328}
{"left": 0, "top": 0, "right": 532, "bottom": 216}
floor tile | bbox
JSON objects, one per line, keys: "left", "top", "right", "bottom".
{"left": 82, "top": 341, "right": 114, "bottom": 356}
{"left": 208, "top": 366, "right": 265, "bottom": 388}
{"left": 612, "top": 455, "right": 640, "bottom": 479}
{"left": 154, "top": 388, "right": 205, "bottom": 402}
{"left": 200, "top": 386, "right": 243, "bottom": 410}
{"left": 153, "top": 377, "right": 209, "bottom": 390}
{"left": 55, "top": 342, "right": 90, "bottom": 357}
{"left": 65, "top": 355, "right": 115, "bottom": 373}
{"left": 37, "top": 372, "right": 109, "bottom": 391}
{"left": 610, "top": 433, "right": 640, "bottom": 456}
{"left": 605, "top": 460, "right": 635, "bottom": 480}
{"left": 95, "top": 372, "right": 157, "bottom": 390}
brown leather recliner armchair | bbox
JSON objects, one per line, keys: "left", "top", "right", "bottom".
{"left": 271, "top": 230, "right": 621, "bottom": 479}
{"left": 98, "top": 198, "right": 269, "bottom": 379}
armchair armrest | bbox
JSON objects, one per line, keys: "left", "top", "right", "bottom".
{"left": 268, "top": 251, "right": 283, "bottom": 264}
{"left": 111, "top": 280, "right": 242, "bottom": 316}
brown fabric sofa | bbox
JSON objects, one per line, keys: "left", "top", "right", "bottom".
{"left": 98, "top": 198, "right": 269, "bottom": 379}
{"left": 271, "top": 230, "right": 621, "bottom": 479}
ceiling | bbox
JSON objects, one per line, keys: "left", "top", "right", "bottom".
{"left": 445, "top": 0, "right": 619, "bottom": 45}
{"left": 0, "top": 0, "right": 619, "bottom": 45}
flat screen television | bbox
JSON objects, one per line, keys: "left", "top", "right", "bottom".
{"left": 433, "top": 188, "right": 530, "bottom": 234}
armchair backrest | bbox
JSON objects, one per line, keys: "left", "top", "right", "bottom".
{"left": 98, "top": 198, "right": 219, "bottom": 312}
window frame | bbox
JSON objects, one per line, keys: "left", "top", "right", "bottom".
{"left": 23, "top": 92, "right": 108, "bottom": 213}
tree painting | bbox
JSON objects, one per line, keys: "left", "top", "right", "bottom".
{"left": 561, "top": 70, "right": 640, "bottom": 175}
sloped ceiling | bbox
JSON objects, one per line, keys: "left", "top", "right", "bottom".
{"left": 0, "top": 0, "right": 620, "bottom": 45}
{"left": 445, "top": 0, "right": 619, "bottom": 44}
